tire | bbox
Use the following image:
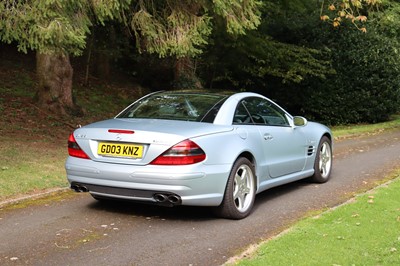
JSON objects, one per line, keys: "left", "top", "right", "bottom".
{"left": 214, "top": 157, "right": 256, "bottom": 219}
{"left": 310, "top": 136, "right": 332, "bottom": 183}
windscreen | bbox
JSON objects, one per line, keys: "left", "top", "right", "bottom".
{"left": 117, "top": 91, "right": 228, "bottom": 123}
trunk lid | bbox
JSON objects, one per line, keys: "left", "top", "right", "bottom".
{"left": 72, "top": 118, "right": 233, "bottom": 165}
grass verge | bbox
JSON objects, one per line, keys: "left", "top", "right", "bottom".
{"left": 332, "top": 114, "right": 400, "bottom": 139}
{"left": 0, "top": 140, "right": 68, "bottom": 201}
{"left": 230, "top": 168, "right": 400, "bottom": 265}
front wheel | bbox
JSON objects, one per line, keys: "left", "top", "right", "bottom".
{"left": 310, "top": 136, "right": 333, "bottom": 183}
{"left": 214, "top": 157, "right": 256, "bottom": 219}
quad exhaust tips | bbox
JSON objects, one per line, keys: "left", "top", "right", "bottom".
{"left": 70, "top": 183, "right": 182, "bottom": 206}
{"left": 153, "top": 193, "right": 182, "bottom": 205}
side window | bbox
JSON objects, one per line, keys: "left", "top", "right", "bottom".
{"left": 235, "top": 97, "right": 289, "bottom": 126}
{"left": 233, "top": 102, "right": 250, "bottom": 124}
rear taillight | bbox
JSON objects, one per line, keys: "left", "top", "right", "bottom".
{"left": 68, "top": 133, "right": 90, "bottom": 159}
{"left": 150, "top": 140, "right": 206, "bottom": 165}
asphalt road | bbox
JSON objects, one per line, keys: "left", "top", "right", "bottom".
{"left": 1, "top": 128, "right": 400, "bottom": 266}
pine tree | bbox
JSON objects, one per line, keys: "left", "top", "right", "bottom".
{"left": 0, "top": 0, "right": 262, "bottom": 114}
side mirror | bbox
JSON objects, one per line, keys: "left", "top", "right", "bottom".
{"left": 293, "top": 116, "right": 308, "bottom": 127}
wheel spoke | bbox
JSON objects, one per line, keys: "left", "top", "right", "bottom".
{"left": 319, "top": 142, "right": 331, "bottom": 177}
{"left": 218, "top": 158, "right": 256, "bottom": 219}
{"left": 233, "top": 174, "right": 240, "bottom": 199}
{"left": 233, "top": 166, "right": 253, "bottom": 211}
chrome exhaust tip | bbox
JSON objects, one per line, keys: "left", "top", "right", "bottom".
{"left": 153, "top": 193, "right": 182, "bottom": 205}
{"left": 167, "top": 195, "right": 181, "bottom": 204}
{"left": 154, "top": 193, "right": 168, "bottom": 203}
{"left": 71, "top": 184, "right": 89, "bottom": 193}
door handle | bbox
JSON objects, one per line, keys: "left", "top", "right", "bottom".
{"left": 263, "top": 133, "right": 273, "bottom": 141}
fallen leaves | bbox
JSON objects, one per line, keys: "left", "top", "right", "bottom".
{"left": 367, "top": 195, "right": 375, "bottom": 204}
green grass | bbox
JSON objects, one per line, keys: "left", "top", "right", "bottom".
{"left": 332, "top": 114, "right": 400, "bottom": 139}
{"left": 231, "top": 169, "right": 400, "bottom": 265}
{"left": 0, "top": 70, "right": 36, "bottom": 98}
{"left": 74, "top": 83, "right": 135, "bottom": 121}
{"left": 0, "top": 141, "right": 68, "bottom": 201}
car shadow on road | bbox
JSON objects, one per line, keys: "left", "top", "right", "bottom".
{"left": 253, "top": 179, "right": 311, "bottom": 206}
{"left": 87, "top": 197, "right": 216, "bottom": 221}
{"left": 86, "top": 179, "right": 312, "bottom": 221}
{"left": 250, "top": 179, "right": 315, "bottom": 216}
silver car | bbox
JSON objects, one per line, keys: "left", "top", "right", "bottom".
{"left": 66, "top": 90, "right": 333, "bottom": 219}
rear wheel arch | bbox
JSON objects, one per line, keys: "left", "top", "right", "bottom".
{"left": 237, "top": 151, "right": 255, "bottom": 165}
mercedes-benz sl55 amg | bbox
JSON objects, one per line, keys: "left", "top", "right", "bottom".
{"left": 66, "top": 91, "right": 333, "bottom": 219}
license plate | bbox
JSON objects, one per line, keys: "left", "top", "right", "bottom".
{"left": 97, "top": 142, "right": 143, "bottom": 158}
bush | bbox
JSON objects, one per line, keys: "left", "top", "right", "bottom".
{"left": 267, "top": 24, "right": 400, "bottom": 126}
{"left": 302, "top": 26, "right": 400, "bottom": 125}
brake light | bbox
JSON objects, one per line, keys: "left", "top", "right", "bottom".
{"left": 150, "top": 140, "right": 206, "bottom": 165}
{"left": 108, "top": 129, "right": 134, "bottom": 134}
{"left": 68, "top": 133, "right": 90, "bottom": 159}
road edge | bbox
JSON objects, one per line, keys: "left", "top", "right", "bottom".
{"left": 0, "top": 187, "right": 70, "bottom": 208}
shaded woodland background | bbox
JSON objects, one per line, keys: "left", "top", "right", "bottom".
{"left": 1, "top": 1, "right": 399, "bottom": 125}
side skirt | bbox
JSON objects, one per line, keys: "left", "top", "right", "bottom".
{"left": 256, "top": 169, "right": 314, "bottom": 194}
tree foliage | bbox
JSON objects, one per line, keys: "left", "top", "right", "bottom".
{"left": 0, "top": 0, "right": 262, "bottom": 58}
{"left": 300, "top": 0, "right": 400, "bottom": 124}
{"left": 200, "top": 30, "right": 334, "bottom": 90}
{"left": 200, "top": 1, "right": 335, "bottom": 89}
{"left": 320, "top": 0, "right": 382, "bottom": 31}
{"left": 371, "top": 0, "right": 400, "bottom": 36}
{"left": 128, "top": 0, "right": 261, "bottom": 57}
{"left": 0, "top": 0, "right": 92, "bottom": 55}
{"left": 214, "top": 0, "right": 400, "bottom": 125}
{"left": 0, "top": 0, "right": 262, "bottom": 115}
{"left": 1, "top": 0, "right": 399, "bottom": 124}
{"left": 275, "top": 17, "right": 400, "bottom": 125}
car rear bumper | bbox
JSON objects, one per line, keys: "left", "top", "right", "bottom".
{"left": 65, "top": 157, "right": 231, "bottom": 206}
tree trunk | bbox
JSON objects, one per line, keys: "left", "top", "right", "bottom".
{"left": 174, "top": 56, "right": 202, "bottom": 89}
{"left": 36, "top": 52, "right": 82, "bottom": 116}
{"left": 94, "top": 52, "right": 110, "bottom": 81}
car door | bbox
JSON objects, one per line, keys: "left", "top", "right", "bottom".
{"left": 236, "top": 97, "right": 307, "bottom": 178}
